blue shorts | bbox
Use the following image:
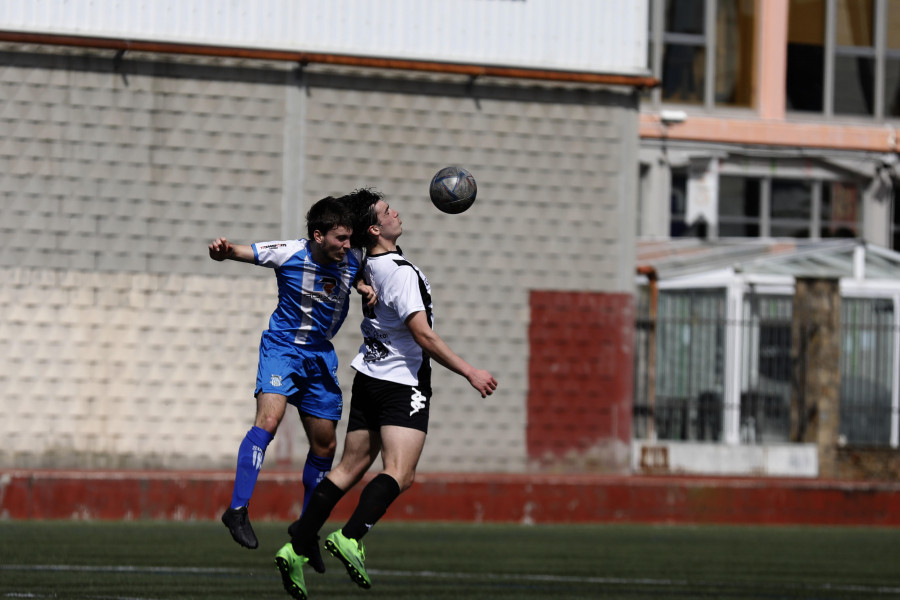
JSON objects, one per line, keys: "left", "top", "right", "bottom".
{"left": 254, "top": 331, "right": 343, "bottom": 421}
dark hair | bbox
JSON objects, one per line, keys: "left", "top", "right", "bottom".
{"left": 306, "top": 196, "right": 353, "bottom": 240}
{"left": 336, "top": 188, "right": 384, "bottom": 249}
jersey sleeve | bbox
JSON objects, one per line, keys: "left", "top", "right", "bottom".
{"left": 251, "top": 239, "right": 306, "bottom": 267}
{"left": 348, "top": 248, "right": 364, "bottom": 279}
{"left": 381, "top": 265, "right": 426, "bottom": 322}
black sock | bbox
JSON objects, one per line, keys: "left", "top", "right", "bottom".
{"left": 289, "top": 477, "right": 345, "bottom": 552}
{"left": 342, "top": 473, "right": 401, "bottom": 540}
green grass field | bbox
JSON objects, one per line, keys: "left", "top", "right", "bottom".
{"left": 1, "top": 520, "right": 899, "bottom": 599}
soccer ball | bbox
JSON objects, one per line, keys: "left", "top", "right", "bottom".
{"left": 429, "top": 166, "right": 477, "bottom": 214}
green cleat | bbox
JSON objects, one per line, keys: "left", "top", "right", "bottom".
{"left": 275, "top": 543, "right": 308, "bottom": 600}
{"left": 324, "top": 530, "right": 372, "bottom": 589}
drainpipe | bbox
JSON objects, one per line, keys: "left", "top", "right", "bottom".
{"left": 637, "top": 265, "right": 658, "bottom": 441}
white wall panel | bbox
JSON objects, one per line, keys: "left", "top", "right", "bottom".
{"left": 0, "top": 0, "right": 647, "bottom": 75}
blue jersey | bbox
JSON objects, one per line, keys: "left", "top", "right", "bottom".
{"left": 251, "top": 239, "right": 363, "bottom": 346}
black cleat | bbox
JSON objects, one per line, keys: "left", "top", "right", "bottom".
{"left": 222, "top": 506, "right": 259, "bottom": 549}
{"left": 287, "top": 522, "right": 325, "bottom": 574}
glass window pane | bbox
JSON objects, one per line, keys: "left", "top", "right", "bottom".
{"left": 663, "top": 44, "right": 706, "bottom": 103}
{"left": 719, "top": 176, "right": 761, "bottom": 237}
{"left": 888, "top": 0, "right": 900, "bottom": 50}
{"left": 885, "top": 58, "right": 900, "bottom": 117}
{"left": 771, "top": 179, "right": 812, "bottom": 237}
{"left": 715, "top": 0, "right": 756, "bottom": 107}
{"left": 786, "top": 0, "right": 825, "bottom": 112}
{"left": 893, "top": 180, "right": 900, "bottom": 250}
{"left": 821, "top": 181, "right": 859, "bottom": 237}
{"left": 834, "top": 54, "right": 875, "bottom": 115}
{"left": 788, "top": 0, "right": 825, "bottom": 45}
{"left": 835, "top": 0, "right": 874, "bottom": 47}
{"left": 666, "top": 0, "right": 705, "bottom": 35}
{"left": 840, "top": 298, "right": 895, "bottom": 446}
{"left": 670, "top": 170, "right": 689, "bottom": 237}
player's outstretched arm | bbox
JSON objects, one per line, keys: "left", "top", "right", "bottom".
{"left": 405, "top": 311, "right": 498, "bottom": 398}
{"left": 208, "top": 237, "right": 255, "bottom": 263}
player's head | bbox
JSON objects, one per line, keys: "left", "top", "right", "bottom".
{"left": 306, "top": 196, "right": 353, "bottom": 240}
{"left": 306, "top": 196, "right": 353, "bottom": 264}
{"left": 338, "top": 188, "right": 384, "bottom": 249}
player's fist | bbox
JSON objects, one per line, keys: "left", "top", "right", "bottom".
{"left": 208, "top": 237, "right": 233, "bottom": 261}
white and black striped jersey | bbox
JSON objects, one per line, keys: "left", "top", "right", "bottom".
{"left": 350, "top": 249, "right": 433, "bottom": 387}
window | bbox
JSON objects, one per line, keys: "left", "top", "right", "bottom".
{"left": 886, "top": 0, "right": 900, "bottom": 116}
{"left": 740, "top": 294, "right": 793, "bottom": 444}
{"left": 770, "top": 179, "right": 813, "bottom": 238}
{"left": 719, "top": 175, "right": 761, "bottom": 236}
{"left": 787, "top": 0, "right": 900, "bottom": 118}
{"left": 670, "top": 169, "right": 689, "bottom": 236}
{"left": 650, "top": 289, "right": 727, "bottom": 441}
{"left": 841, "top": 298, "right": 896, "bottom": 446}
{"left": 713, "top": 174, "right": 860, "bottom": 239}
{"left": 648, "top": 0, "right": 757, "bottom": 110}
{"left": 821, "top": 181, "right": 860, "bottom": 237}
{"left": 893, "top": 180, "right": 900, "bottom": 249}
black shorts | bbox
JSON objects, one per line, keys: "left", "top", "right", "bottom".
{"left": 347, "top": 372, "right": 432, "bottom": 433}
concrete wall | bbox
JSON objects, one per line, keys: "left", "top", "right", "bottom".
{"left": 0, "top": 43, "right": 639, "bottom": 473}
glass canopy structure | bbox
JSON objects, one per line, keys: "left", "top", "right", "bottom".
{"left": 635, "top": 239, "right": 900, "bottom": 449}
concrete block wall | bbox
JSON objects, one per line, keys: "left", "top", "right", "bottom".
{"left": 301, "top": 67, "right": 637, "bottom": 472}
{"left": 0, "top": 266, "right": 273, "bottom": 468}
{"left": 0, "top": 46, "right": 639, "bottom": 474}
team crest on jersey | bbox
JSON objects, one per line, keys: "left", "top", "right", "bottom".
{"left": 270, "top": 374, "right": 283, "bottom": 387}
{"left": 320, "top": 276, "right": 337, "bottom": 295}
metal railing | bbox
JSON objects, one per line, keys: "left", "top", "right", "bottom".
{"left": 633, "top": 290, "right": 899, "bottom": 447}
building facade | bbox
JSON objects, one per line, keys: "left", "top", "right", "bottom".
{"left": 637, "top": 0, "right": 900, "bottom": 480}
{"left": 0, "top": 1, "right": 648, "bottom": 474}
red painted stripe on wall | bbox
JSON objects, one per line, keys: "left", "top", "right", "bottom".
{"left": 3, "top": 470, "right": 900, "bottom": 526}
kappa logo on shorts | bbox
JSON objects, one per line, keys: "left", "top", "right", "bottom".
{"left": 270, "top": 374, "right": 283, "bottom": 387}
{"left": 410, "top": 387, "right": 426, "bottom": 416}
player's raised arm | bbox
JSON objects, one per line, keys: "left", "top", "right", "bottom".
{"left": 208, "top": 237, "right": 255, "bottom": 263}
{"left": 404, "top": 310, "right": 497, "bottom": 398}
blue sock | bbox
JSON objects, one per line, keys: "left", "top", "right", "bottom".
{"left": 230, "top": 426, "right": 274, "bottom": 509}
{"left": 301, "top": 451, "right": 334, "bottom": 513}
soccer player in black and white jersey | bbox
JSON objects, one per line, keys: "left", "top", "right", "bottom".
{"left": 275, "top": 188, "right": 497, "bottom": 600}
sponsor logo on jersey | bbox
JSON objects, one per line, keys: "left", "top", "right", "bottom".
{"left": 260, "top": 243, "right": 288, "bottom": 249}
{"left": 363, "top": 337, "right": 390, "bottom": 362}
{"left": 302, "top": 276, "right": 345, "bottom": 303}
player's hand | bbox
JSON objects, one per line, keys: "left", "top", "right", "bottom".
{"left": 208, "top": 237, "right": 232, "bottom": 261}
{"left": 356, "top": 281, "right": 377, "bottom": 306}
{"left": 467, "top": 369, "right": 498, "bottom": 398}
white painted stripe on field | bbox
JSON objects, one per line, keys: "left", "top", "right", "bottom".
{"left": 371, "top": 568, "right": 687, "bottom": 586}
{"left": 0, "top": 564, "right": 234, "bottom": 574}
{"left": 3, "top": 564, "right": 900, "bottom": 596}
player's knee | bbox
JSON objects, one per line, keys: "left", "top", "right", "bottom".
{"left": 310, "top": 436, "right": 337, "bottom": 457}
{"left": 254, "top": 414, "right": 281, "bottom": 433}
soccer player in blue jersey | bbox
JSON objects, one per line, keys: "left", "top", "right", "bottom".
{"left": 209, "top": 196, "right": 373, "bottom": 553}
{"left": 274, "top": 189, "right": 497, "bottom": 599}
